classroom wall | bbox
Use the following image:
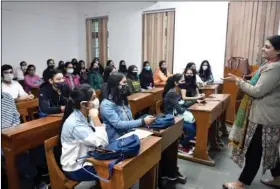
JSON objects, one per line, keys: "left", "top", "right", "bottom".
{"left": 2, "top": 2, "right": 79, "bottom": 76}
{"left": 77, "top": 2, "right": 229, "bottom": 81}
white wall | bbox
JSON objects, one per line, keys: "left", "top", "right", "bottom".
{"left": 2, "top": 2, "right": 79, "bottom": 76}
{"left": 77, "top": 2, "right": 228, "bottom": 81}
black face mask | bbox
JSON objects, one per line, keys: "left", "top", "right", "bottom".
{"left": 119, "top": 84, "right": 129, "bottom": 95}
{"left": 48, "top": 65, "right": 55, "bottom": 69}
{"left": 54, "top": 82, "right": 66, "bottom": 90}
{"left": 132, "top": 72, "right": 138, "bottom": 77}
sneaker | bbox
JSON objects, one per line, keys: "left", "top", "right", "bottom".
{"left": 159, "top": 178, "right": 176, "bottom": 189}
{"left": 178, "top": 146, "right": 189, "bottom": 154}
{"left": 175, "top": 168, "right": 187, "bottom": 184}
{"left": 161, "top": 176, "right": 177, "bottom": 181}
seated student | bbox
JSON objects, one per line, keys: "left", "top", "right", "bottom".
{"left": 88, "top": 61, "right": 103, "bottom": 90}
{"left": 139, "top": 61, "right": 154, "bottom": 90}
{"left": 1, "top": 92, "right": 47, "bottom": 188}
{"left": 64, "top": 62, "right": 80, "bottom": 90}
{"left": 39, "top": 69, "right": 70, "bottom": 117}
{"left": 163, "top": 74, "right": 196, "bottom": 153}
{"left": 24, "top": 64, "right": 43, "bottom": 93}
{"left": 14, "top": 61, "right": 27, "bottom": 81}
{"left": 43, "top": 59, "right": 56, "bottom": 81}
{"left": 106, "top": 59, "right": 115, "bottom": 68}
{"left": 118, "top": 60, "right": 127, "bottom": 75}
{"left": 91, "top": 57, "right": 104, "bottom": 76}
{"left": 185, "top": 62, "right": 203, "bottom": 85}
{"left": 77, "top": 60, "right": 88, "bottom": 84}
{"left": 127, "top": 65, "right": 141, "bottom": 94}
{"left": 154, "top": 60, "right": 172, "bottom": 85}
{"left": 1, "top": 64, "right": 34, "bottom": 101}
{"left": 100, "top": 72, "right": 155, "bottom": 142}
{"left": 60, "top": 84, "right": 108, "bottom": 182}
{"left": 101, "top": 66, "right": 117, "bottom": 101}
{"left": 198, "top": 60, "right": 214, "bottom": 85}
{"left": 57, "top": 61, "right": 65, "bottom": 73}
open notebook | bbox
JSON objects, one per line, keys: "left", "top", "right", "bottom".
{"left": 117, "top": 129, "right": 153, "bottom": 140}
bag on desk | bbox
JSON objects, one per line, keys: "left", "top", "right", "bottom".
{"left": 77, "top": 134, "right": 140, "bottom": 182}
{"left": 150, "top": 114, "right": 175, "bottom": 129}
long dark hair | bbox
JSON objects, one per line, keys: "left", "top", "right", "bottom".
{"left": 118, "top": 60, "right": 127, "bottom": 73}
{"left": 106, "top": 72, "right": 128, "bottom": 105}
{"left": 268, "top": 35, "right": 280, "bottom": 58}
{"left": 25, "top": 64, "right": 36, "bottom": 75}
{"left": 140, "top": 61, "right": 153, "bottom": 77}
{"left": 198, "top": 60, "right": 212, "bottom": 80}
{"left": 127, "top": 65, "right": 138, "bottom": 80}
{"left": 106, "top": 60, "right": 114, "bottom": 67}
{"left": 159, "top": 60, "right": 167, "bottom": 76}
{"left": 162, "top": 74, "right": 182, "bottom": 98}
{"left": 103, "top": 65, "right": 115, "bottom": 82}
{"left": 183, "top": 68, "right": 197, "bottom": 97}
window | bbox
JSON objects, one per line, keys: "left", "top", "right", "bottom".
{"left": 86, "top": 17, "right": 108, "bottom": 67}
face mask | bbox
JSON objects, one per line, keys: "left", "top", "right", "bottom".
{"left": 178, "top": 83, "right": 185, "bottom": 89}
{"left": 21, "top": 66, "right": 27, "bottom": 70}
{"left": 3, "top": 74, "right": 14, "bottom": 82}
{"left": 54, "top": 82, "right": 65, "bottom": 90}
{"left": 119, "top": 84, "right": 129, "bottom": 95}
{"left": 202, "top": 66, "right": 208, "bottom": 71}
{"left": 161, "top": 66, "right": 167, "bottom": 70}
{"left": 185, "top": 75, "right": 193, "bottom": 81}
{"left": 144, "top": 66, "right": 151, "bottom": 71}
{"left": 132, "top": 71, "right": 138, "bottom": 76}
{"left": 67, "top": 68, "right": 74, "bottom": 74}
{"left": 48, "top": 65, "right": 55, "bottom": 69}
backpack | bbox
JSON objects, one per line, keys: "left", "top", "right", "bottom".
{"left": 149, "top": 114, "right": 175, "bottom": 129}
{"left": 77, "top": 134, "right": 140, "bottom": 182}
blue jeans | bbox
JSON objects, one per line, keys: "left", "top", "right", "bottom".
{"left": 180, "top": 122, "right": 196, "bottom": 147}
{"left": 65, "top": 166, "right": 97, "bottom": 181}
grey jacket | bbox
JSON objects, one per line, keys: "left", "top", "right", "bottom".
{"left": 238, "top": 61, "right": 280, "bottom": 126}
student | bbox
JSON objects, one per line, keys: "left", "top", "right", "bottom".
{"left": 14, "top": 61, "right": 27, "bottom": 80}
{"left": 64, "top": 62, "right": 80, "bottom": 90}
{"left": 24, "top": 64, "right": 43, "bottom": 93}
{"left": 100, "top": 72, "right": 155, "bottom": 142}
{"left": 78, "top": 60, "right": 88, "bottom": 84}
{"left": 163, "top": 74, "right": 196, "bottom": 153}
{"left": 1, "top": 64, "right": 34, "bottom": 101}
{"left": 154, "top": 60, "right": 172, "bottom": 85}
{"left": 39, "top": 69, "right": 70, "bottom": 117}
{"left": 106, "top": 59, "right": 115, "bottom": 68}
{"left": 43, "top": 59, "right": 55, "bottom": 81}
{"left": 60, "top": 84, "right": 108, "bottom": 182}
{"left": 118, "top": 60, "right": 127, "bottom": 75}
{"left": 139, "top": 61, "right": 154, "bottom": 90}
{"left": 57, "top": 61, "right": 65, "bottom": 73}
{"left": 198, "top": 60, "right": 214, "bottom": 85}
{"left": 92, "top": 57, "right": 104, "bottom": 76}
{"left": 127, "top": 65, "right": 141, "bottom": 94}
{"left": 88, "top": 61, "right": 103, "bottom": 90}
{"left": 100, "top": 66, "right": 117, "bottom": 101}
{"left": 185, "top": 62, "right": 203, "bottom": 84}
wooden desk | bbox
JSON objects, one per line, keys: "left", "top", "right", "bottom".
{"left": 199, "top": 84, "right": 219, "bottom": 97}
{"left": 154, "top": 83, "right": 165, "bottom": 88}
{"left": 2, "top": 117, "right": 62, "bottom": 189}
{"left": 86, "top": 136, "right": 162, "bottom": 189}
{"left": 179, "top": 101, "right": 224, "bottom": 166}
{"left": 141, "top": 88, "right": 164, "bottom": 104}
{"left": 16, "top": 98, "right": 39, "bottom": 122}
{"left": 128, "top": 93, "right": 154, "bottom": 117}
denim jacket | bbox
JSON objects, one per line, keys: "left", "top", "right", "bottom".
{"left": 100, "top": 99, "right": 143, "bottom": 143}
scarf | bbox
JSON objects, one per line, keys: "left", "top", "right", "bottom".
{"left": 228, "top": 69, "right": 261, "bottom": 149}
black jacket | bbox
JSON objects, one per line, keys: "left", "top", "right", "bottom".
{"left": 38, "top": 82, "right": 70, "bottom": 116}
{"left": 163, "top": 88, "right": 186, "bottom": 115}
{"left": 43, "top": 68, "right": 53, "bottom": 81}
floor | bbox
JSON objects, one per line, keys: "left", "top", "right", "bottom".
{"left": 76, "top": 137, "right": 274, "bottom": 189}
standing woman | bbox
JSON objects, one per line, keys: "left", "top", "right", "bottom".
{"left": 198, "top": 60, "right": 214, "bottom": 85}
{"left": 24, "top": 64, "right": 43, "bottom": 93}
{"left": 223, "top": 35, "right": 280, "bottom": 189}
{"left": 154, "top": 60, "right": 172, "bottom": 85}
{"left": 139, "top": 61, "right": 154, "bottom": 90}
{"left": 126, "top": 65, "right": 141, "bottom": 94}
{"left": 64, "top": 62, "right": 80, "bottom": 90}
{"left": 118, "top": 60, "right": 127, "bottom": 75}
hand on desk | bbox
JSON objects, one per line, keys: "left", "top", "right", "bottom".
{"left": 144, "top": 115, "right": 156, "bottom": 125}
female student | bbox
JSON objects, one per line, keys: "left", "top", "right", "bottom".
{"left": 77, "top": 60, "right": 88, "bottom": 84}
{"left": 88, "top": 61, "right": 103, "bottom": 90}
{"left": 163, "top": 74, "right": 196, "bottom": 153}
{"left": 57, "top": 61, "right": 65, "bottom": 73}
{"left": 154, "top": 60, "right": 172, "bottom": 85}
{"left": 60, "top": 84, "right": 108, "bottom": 182}
{"left": 126, "top": 65, "right": 141, "bottom": 94}
{"left": 185, "top": 62, "right": 203, "bottom": 84}
{"left": 64, "top": 62, "right": 80, "bottom": 90}
{"left": 198, "top": 60, "right": 214, "bottom": 85}
{"left": 106, "top": 60, "right": 115, "bottom": 68}
{"left": 100, "top": 72, "right": 155, "bottom": 142}
{"left": 39, "top": 69, "right": 70, "bottom": 117}
{"left": 91, "top": 58, "right": 104, "bottom": 76}
{"left": 24, "top": 64, "right": 43, "bottom": 93}
{"left": 118, "top": 60, "right": 127, "bottom": 75}
{"left": 101, "top": 66, "right": 117, "bottom": 101}
{"left": 139, "top": 61, "right": 154, "bottom": 90}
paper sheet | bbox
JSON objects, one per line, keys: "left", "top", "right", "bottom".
{"left": 117, "top": 129, "right": 153, "bottom": 140}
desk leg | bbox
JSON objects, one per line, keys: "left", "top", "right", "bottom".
{"left": 4, "top": 149, "right": 20, "bottom": 189}
{"left": 220, "top": 110, "right": 229, "bottom": 136}
{"left": 139, "top": 165, "right": 157, "bottom": 189}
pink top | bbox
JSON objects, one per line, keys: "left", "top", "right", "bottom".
{"left": 24, "top": 74, "right": 42, "bottom": 93}
{"left": 64, "top": 74, "right": 80, "bottom": 90}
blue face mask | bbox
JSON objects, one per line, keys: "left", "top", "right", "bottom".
{"left": 144, "top": 66, "right": 151, "bottom": 71}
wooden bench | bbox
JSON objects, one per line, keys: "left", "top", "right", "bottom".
{"left": 1, "top": 116, "right": 62, "bottom": 189}
{"left": 45, "top": 136, "right": 79, "bottom": 189}
{"left": 199, "top": 84, "right": 219, "bottom": 97}
{"left": 16, "top": 98, "right": 39, "bottom": 122}
{"left": 86, "top": 136, "right": 162, "bottom": 189}
{"left": 128, "top": 93, "right": 154, "bottom": 118}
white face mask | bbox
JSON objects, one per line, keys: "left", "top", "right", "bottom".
{"left": 202, "top": 66, "right": 208, "bottom": 71}
{"left": 4, "top": 73, "right": 14, "bottom": 82}
{"left": 67, "top": 68, "right": 74, "bottom": 74}
{"left": 21, "top": 66, "right": 27, "bottom": 70}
